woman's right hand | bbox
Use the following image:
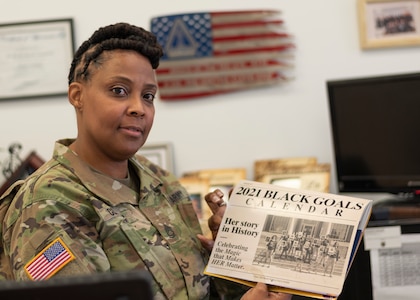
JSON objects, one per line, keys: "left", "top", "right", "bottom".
{"left": 240, "top": 283, "right": 292, "bottom": 300}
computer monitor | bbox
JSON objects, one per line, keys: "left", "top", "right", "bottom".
{"left": 327, "top": 72, "right": 420, "bottom": 198}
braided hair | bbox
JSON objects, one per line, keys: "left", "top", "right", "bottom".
{"left": 68, "top": 22, "right": 163, "bottom": 84}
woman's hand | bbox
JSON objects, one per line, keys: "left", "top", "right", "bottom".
{"left": 205, "top": 189, "right": 227, "bottom": 240}
{"left": 241, "top": 283, "right": 292, "bottom": 300}
{"left": 197, "top": 189, "right": 227, "bottom": 251}
{"left": 196, "top": 191, "right": 292, "bottom": 300}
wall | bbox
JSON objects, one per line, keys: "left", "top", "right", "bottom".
{"left": 1, "top": 0, "right": 419, "bottom": 195}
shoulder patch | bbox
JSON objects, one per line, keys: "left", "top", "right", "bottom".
{"left": 25, "top": 237, "right": 75, "bottom": 280}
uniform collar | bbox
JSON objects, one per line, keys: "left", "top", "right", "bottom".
{"left": 53, "top": 139, "right": 163, "bottom": 207}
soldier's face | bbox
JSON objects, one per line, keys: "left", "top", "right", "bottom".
{"left": 70, "top": 50, "right": 157, "bottom": 161}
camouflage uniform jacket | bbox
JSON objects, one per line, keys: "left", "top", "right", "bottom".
{"left": 0, "top": 139, "right": 210, "bottom": 299}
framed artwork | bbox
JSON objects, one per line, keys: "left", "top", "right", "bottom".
{"left": 178, "top": 177, "right": 212, "bottom": 238}
{"left": 259, "top": 163, "right": 331, "bottom": 193}
{"left": 182, "top": 168, "right": 247, "bottom": 202}
{"left": 261, "top": 170, "right": 330, "bottom": 193}
{"left": 254, "top": 157, "right": 318, "bottom": 182}
{"left": 137, "top": 142, "right": 174, "bottom": 173}
{"left": 358, "top": 0, "right": 420, "bottom": 49}
{"left": 0, "top": 19, "right": 75, "bottom": 100}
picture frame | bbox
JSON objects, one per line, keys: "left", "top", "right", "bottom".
{"left": 259, "top": 163, "right": 331, "bottom": 193}
{"left": 261, "top": 171, "right": 331, "bottom": 193}
{"left": 137, "top": 142, "right": 174, "bottom": 173}
{"left": 254, "top": 157, "right": 318, "bottom": 182}
{"left": 178, "top": 177, "right": 212, "bottom": 238}
{"left": 0, "top": 19, "right": 75, "bottom": 100}
{"left": 358, "top": 0, "right": 420, "bottom": 49}
{"left": 182, "top": 168, "right": 247, "bottom": 202}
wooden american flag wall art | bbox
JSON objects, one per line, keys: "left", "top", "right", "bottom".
{"left": 150, "top": 10, "right": 295, "bottom": 101}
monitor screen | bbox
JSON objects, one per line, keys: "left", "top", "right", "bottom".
{"left": 327, "top": 72, "right": 420, "bottom": 195}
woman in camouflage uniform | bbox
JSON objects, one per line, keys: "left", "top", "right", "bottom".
{"left": 0, "top": 23, "right": 290, "bottom": 300}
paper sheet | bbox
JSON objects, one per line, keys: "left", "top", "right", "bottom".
{"left": 369, "top": 233, "right": 420, "bottom": 300}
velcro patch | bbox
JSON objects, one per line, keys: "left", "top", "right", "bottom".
{"left": 25, "top": 237, "right": 75, "bottom": 280}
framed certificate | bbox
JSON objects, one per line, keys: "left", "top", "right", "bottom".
{"left": 0, "top": 19, "right": 74, "bottom": 100}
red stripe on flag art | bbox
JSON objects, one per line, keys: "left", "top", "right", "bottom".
{"left": 150, "top": 10, "right": 294, "bottom": 100}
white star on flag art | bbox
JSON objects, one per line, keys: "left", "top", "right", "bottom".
{"left": 150, "top": 10, "right": 295, "bottom": 101}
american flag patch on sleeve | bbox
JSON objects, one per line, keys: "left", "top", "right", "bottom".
{"left": 25, "top": 237, "right": 75, "bottom": 280}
